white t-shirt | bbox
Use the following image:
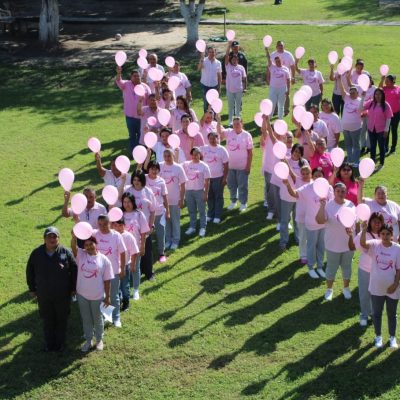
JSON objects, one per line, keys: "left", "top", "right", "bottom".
{"left": 200, "top": 58, "right": 222, "bottom": 87}
{"left": 319, "top": 112, "right": 342, "bottom": 149}
{"left": 68, "top": 202, "right": 107, "bottom": 229}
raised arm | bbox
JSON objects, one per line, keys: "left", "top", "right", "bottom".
{"left": 70, "top": 232, "right": 78, "bottom": 258}
{"left": 357, "top": 177, "right": 365, "bottom": 205}
{"left": 379, "top": 75, "right": 385, "bottom": 89}
{"left": 137, "top": 97, "right": 144, "bottom": 116}
{"left": 225, "top": 42, "right": 231, "bottom": 66}
{"left": 338, "top": 73, "right": 348, "bottom": 99}
{"left": 359, "top": 222, "right": 369, "bottom": 249}
{"left": 294, "top": 58, "right": 301, "bottom": 74}
{"left": 265, "top": 47, "right": 272, "bottom": 67}
{"left": 329, "top": 65, "right": 335, "bottom": 82}
{"left": 315, "top": 198, "right": 328, "bottom": 224}
{"left": 95, "top": 153, "right": 106, "bottom": 178}
{"left": 62, "top": 191, "right": 71, "bottom": 218}
{"left": 282, "top": 179, "right": 299, "bottom": 199}
{"left": 304, "top": 130, "right": 316, "bottom": 156}
{"left": 197, "top": 51, "right": 205, "bottom": 72}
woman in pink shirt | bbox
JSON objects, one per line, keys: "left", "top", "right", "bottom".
{"left": 183, "top": 148, "right": 211, "bottom": 237}
{"left": 363, "top": 88, "right": 393, "bottom": 167}
{"left": 360, "top": 223, "right": 400, "bottom": 349}
{"left": 329, "top": 162, "right": 359, "bottom": 205}
{"left": 307, "top": 135, "right": 334, "bottom": 179}
{"left": 137, "top": 94, "right": 163, "bottom": 144}
{"left": 348, "top": 212, "right": 384, "bottom": 326}
{"left": 320, "top": 99, "right": 342, "bottom": 151}
{"left": 172, "top": 96, "right": 197, "bottom": 132}
{"left": 157, "top": 88, "right": 176, "bottom": 111}
{"left": 176, "top": 114, "right": 205, "bottom": 160}
{"left": 199, "top": 108, "right": 218, "bottom": 144}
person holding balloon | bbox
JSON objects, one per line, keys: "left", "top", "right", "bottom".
{"left": 176, "top": 114, "right": 205, "bottom": 160}
{"left": 167, "top": 61, "right": 192, "bottom": 102}
{"left": 225, "top": 41, "right": 247, "bottom": 126}
{"left": 294, "top": 123, "right": 319, "bottom": 161}
{"left": 306, "top": 135, "right": 334, "bottom": 179}
{"left": 308, "top": 105, "right": 329, "bottom": 141}
{"left": 137, "top": 94, "right": 163, "bottom": 144}
{"left": 157, "top": 88, "right": 176, "bottom": 111}
{"left": 319, "top": 99, "right": 342, "bottom": 152}
{"left": 329, "top": 63, "right": 346, "bottom": 116}
{"left": 140, "top": 53, "right": 165, "bottom": 93}
{"left": 150, "top": 128, "right": 186, "bottom": 164}
{"left": 328, "top": 162, "right": 359, "bottom": 206}
{"left": 316, "top": 182, "right": 355, "bottom": 300}
{"left": 199, "top": 108, "right": 218, "bottom": 144}
{"left": 360, "top": 222, "right": 400, "bottom": 349}
{"left": 171, "top": 96, "right": 198, "bottom": 132}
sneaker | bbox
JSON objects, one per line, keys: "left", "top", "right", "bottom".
{"left": 185, "top": 227, "right": 196, "bottom": 235}
{"left": 288, "top": 223, "right": 293, "bottom": 230}
{"left": 343, "top": 287, "right": 352, "bottom": 300}
{"left": 133, "top": 290, "right": 140, "bottom": 300}
{"left": 81, "top": 340, "right": 92, "bottom": 352}
{"left": 263, "top": 201, "right": 268, "bottom": 207}
{"left": 113, "top": 319, "right": 122, "bottom": 328}
{"left": 390, "top": 336, "right": 398, "bottom": 349}
{"left": 227, "top": 202, "right": 236, "bottom": 210}
{"left": 199, "top": 228, "right": 206, "bottom": 237}
{"left": 170, "top": 243, "right": 178, "bottom": 251}
{"left": 300, "top": 258, "right": 307, "bottom": 264}
{"left": 165, "top": 242, "right": 172, "bottom": 250}
{"left": 266, "top": 212, "right": 274, "bottom": 220}
{"left": 95, "top": 340, "right": 104, "bottom": 351}
{"left": 316, "top": 269, "right": 326, "bottom": 278}
{"left": 213, "top": 218, "right": 221, "bottom": 224}
{"left": 148, "top": 274, "right": 156, "bottom": 281}
{"left": 239, "top": 203, "right": 247, "bottom": 212}
{"left": 374, "top": 336, "right": 383, "bottom": 348}
{"left": 206, "top": 217, "right": 213, "bottom": 222}
{"left": 159, "top": 255, "right": 167, "bottom": 263}
{"left": 121, "top": 299, "right": 129, "bottom": 312}
{"left": 359, "top": 318, "right": 368, "bottom": 327}
{"left": 276, "top": 223, "right": 281, "bottom": 231}
{"left": 308, "top": 269, "right": 319, "bottom": 279}
{"left": 324, "top": 289, "right": 333, "bottom": 301}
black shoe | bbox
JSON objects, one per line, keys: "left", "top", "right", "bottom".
{"left": 390, "top": 148, "right": 396, "bottom": 154}
{"left": 121, "top": 300, "right": 130, "bottom": 312}
{"left": 148, "top": 274, "right": 156, "bottom": 282}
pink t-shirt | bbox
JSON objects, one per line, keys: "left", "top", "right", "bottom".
{"left": 353, "top": 231, "right": 377, "bottom": 273}
{"left": 342, "top": 95, "right": 362, "bottom": 131}
{"left": 269, "top": 65, "right": 290, "bottom": 88}
{"left": 324, "top": 199, "right": 355, "bottom": 252}
{"left": 176, "top": 130, "right": 205, "bottom": 160}
{"left": 225, "top": 63, "right": 246, "bottom": 93}
{"left": 183, "top": 161, "right": 211, "bottom": 191}
{"left": 333, "top": 178, "right": 359, "bottom": 206}
{"left": 201, "top": 144, "right": 229, "bottom": 178}
{"left": 93, "top": 230, "right": 126, "bottom": 275}
{"left": 115, "top": 79, "right": 150, "bottom": 118}
{"left": 364, "top": 100, "right": 393, "bottom": 133}
{"left": 172, "top": 108, "right": 198, "bottom": 132}
{"left": 270, "top": 50, "right": 295, "bottom": 77}
{"left": 310, "top": 152, "right": 334, "bottom": 178}
{"left": 121, "top": 230, "right": 139, "bottom": 262}
{"left": 367, "top": 239, "right": 400, "bottom": 299}
{"left": 319, "top": 112, "right": 342, "bottom": 149}
{"left": 299, "top": 69, "right": 324, "bottom": 96}
{"left": 200, "top": 121, "right": 218, "bottom": 144}
{"left": 123, "top": 210, "right": 150, "bottom": 246}
{"left": 224, "top": 129, "right": 253, "bottom": 170}
{"left": 279, "top": 159, "right": 309, "bottom": 203}
{"left": 294, "top": 179, "right": 311, "bottom": 223}
{"left": 140, "top": 106, "right": 163, "bottom": 143}
{"left": 383, "top": 86, "right": 400, "bottom": 114}
{"left": 312, "top": 119, "right": 329, "bottom": 140}
{"left": 68, "top": 202, "right": 107, "bottom": 229}
{"left": 76, "top": 249, "right": 114, "bottom": 301}
{"left": 146, "top": 175, "right": 168, "bottom": 216}
{"left": 261, "top": 136, "right": 276, "bottom": 174}
{"left": 159, "top": 162, "right": 188, "bottom": 206}
{"left": 297, "top": 130, "right": 319, "bottom": 160}
{"left": 123, "top": 186, "right": 156, "bottom": 223}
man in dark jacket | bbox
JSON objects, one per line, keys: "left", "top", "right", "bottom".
{"left": 26, "top": 227, "right": 77, "bottom": 352}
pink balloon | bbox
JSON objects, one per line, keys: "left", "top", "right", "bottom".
{"left": 137, "top": 57, "right": 149, "bottom": 69}
{"left": 359, "top": 158, "right": 375, "bottom": 179}
{"left": 87, "top": 137, "right": 101, "bottom": 153}
{"left": 263, "top": 35, "right": 273, "bottom": 48}
{"left": 168, "top": 76, "right": 180, "bottom": 91}
{"left": 342, "top": 56, "right": 352, "bottom": 72}
{"left": 338, "top": 206, "right": 356, "bottom": 228}
{"left": 196, "top": 39, "right": 206, "bottom": 53}
{"left": 115, "top": 51, "right": 127, "bottom": 67}
{"left": 138, "top": 48, "right": 147, "bottom": 58}
{"left": 337, "top": 63, "right": 346, "bottom": 76}
{"left": 143, "top": 132, "right": 158, "bottom": 149}
{"left": 115, "top": 155, "right": 130, "bottom": 174}
{"left": 211, "top": 98, "right": 223, "bottom": 114}
{"left": 158, "top": 108, "right": 171, "bottom": 126}
{"left": 108, "top": 207, "right": 123, "bottom": 222}
{"left": 274, "top": 161, "right": 289, "bottom": 180}
{"left": 380, "top": 64, "right": 389, "bottom": 76}
{"left": 343, "top": 46, "right": 353, "bottom": 57}
{"left": 300, "top": 85, "right": 313, "bottom": 101}
{"left": 148, "top": 67, "right": 163, "bottom": 82}
{"left": 254, "top": 112, "right": 263, "bottom": 128}
{"left": 301, "top": 111, "right": 314, "bottom": 130}
{"left": 102, "top": 185, "right": 119, "bottom": 206}
{"left": 358, "top": 74, "right": 370, "bottom": 92}
{"left": 73, "top": 222, "right": 93, "bottom": 240}
{"left": 313, "top": 177, "right": 330, "bottom": 198}
{"left": 356, "top": 203, "right": 371, "bottom": 222}
{"left": 226, "top": 30, "right": 236, "bottom": 41}
{"left": 293, "top": 105, "right": 306, "bottom": 122}
{"left": 188, "top": 122, "right": 200, "bottom": 138}
{"left": 134, "top": 84, "right": 145, "bottom": 97}
{"left": 274, "top": 120, "right": 288, "bottom": 136}
{"left": 260, "top": 99, "right": 273, "bottom": 115}
{"left": 165, "top": 56, "right": 175, "bottom": 68}
{"left": 330, "top": 147, "right": 345, "bottom": 167}
{"left": 206, "top": 89, "right": 219, "bottom": 104}
{"left": 293, "top": 90, "right": 307, "bottom": 106}
{"left": 167, "top": 133, "right": 180, "bottom": 149}
{"left": 328, "top": 50, "right": 338, "bottom": 65}
{"left": 71, "top": 193, "right": 88, "bottom": 214}
{"left": 273, "top": 141, "right": 287, "bottom": 159}
{"left": 132, "top": 145, "right": 148, "bottom": 164}
{"left": 147, "top": 116, "right": 157, "bottom": 126}
{"left": 295, "top": 46, "right": 305, "bottom": 59}
{"left": 58, "top": 168, "right": 75, "bottom": 191}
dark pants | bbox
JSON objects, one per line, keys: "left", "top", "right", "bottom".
{"left": 126, "top": 116, "right": 141, "bottom": 155}
{"left": 371, "top": 295, "right": 398, "bottom": 337}
{"left": 140, "top": 235, "right": 153, "bottom": 279}
{"left": 207, "top": 176, "right": 224, "bottom": 219}
{"left": 119, "top": 264, "right": 131, "bottom": 302}
{"left": 305, "top": 94, "right": 321, "bottom": 111}
{"left": 37, "top": 296, "right": 70, "bottom": 350}
{"left": 201, "top": 83, "right": 219, "bottom": 113}
{"left": 386, "top": 111, "right": 400, "bottom": 152}
{"left": 368, "top": 130, "right": 386, "bottom": 165}
{"left": 332, "top": 93, "right": 344, "bottom": 117}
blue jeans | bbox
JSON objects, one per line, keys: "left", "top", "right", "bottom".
{"left": 126, "top": 116, "right": 141, "bottom": 154}
{"left": 227, "top": 169, "right": 249, "bottom": 205}
{"left": 270, "top": 183, "right": 281, "bottom": 220}
{"left": 358, "top": 268, "right": 372, "bottom": 320}
{"left": 186, "top": 190, "right": 207, "bottom": 229}
{"left": 132, "top": 256, "right": 141, "bottom": 290}
{"left": 306, "top": 228, "right": 325, "bottom": 270}
{"left": 119, "top": 264, "right": 130, "bottom": 301}
{"left": 110, "top": 275, "right": 120, "bottom": 322}
{"left": 201, "top": 83, "right": 219, "bottom": 113}
{"left": 165, "top": 205, "right": 181, "bottom": 246}
{"left": 154, "top": 214, "right": 165, "bottom": 256}
{"left": 279, "top": 200, "right": 298, "bottom": 247}
{"left": 207, "top": 176, "right": 225, "bottom": 219}
{"left": 343, "top": 128, "right": 362, "bottom": 165}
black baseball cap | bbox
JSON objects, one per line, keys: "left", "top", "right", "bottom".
{"left": 232, "top": 41, "right": 240, "bottom": 46}
{"left": 44, "top": 226, "right": 60, "bottom": 237}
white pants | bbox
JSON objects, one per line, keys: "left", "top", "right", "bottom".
{"left": 269, "top": 86, "right": 286, "bottom": 119}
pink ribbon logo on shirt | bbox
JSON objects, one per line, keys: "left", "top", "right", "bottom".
{"left": 104, "top": 247, "right": 113, "bottom": 256}
{"left": 188, "top": 173, "right": 199, "bottom": 181}
{"left": 206, "top": 155, "right": 218, "bottom": 163}
{"left": 164, "top": 176, "right": 177, "bottom": 184}
{"left": 386, "top": 216, "right": 393, "bottom": 225}
{"left": 81, "top": 263, "right": 98, "bottom": 279}
{"left": 228, "top": 144, "right": 240, "bottom": 152}
{"left": 376, "top": 256, "right": 394, "bottom": 270}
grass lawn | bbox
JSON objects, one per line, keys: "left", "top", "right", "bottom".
{"left": 1, "top": 24, "right": 400, "bottom": 399}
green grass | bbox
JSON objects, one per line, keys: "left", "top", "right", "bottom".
{"left": 2, "top": 24, "right": 400, "bottom": 399}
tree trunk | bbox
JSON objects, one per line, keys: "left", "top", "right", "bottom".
{"left": 180, "top": 0, "right": 205, "bottom": 46}
{"left": 39, "top": 0, "right": 59, "bottom": 46}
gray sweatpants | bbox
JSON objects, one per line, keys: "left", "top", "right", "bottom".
{"left": 358, "top": 268, "right": 372, "bottom": 320}
{"left": 325, "top": 249, "right": 354, "bottom": 281}
{"left": 227, "top": 169, "right": 249, "bottom": 205}
{"left": 186, "top": 189, "right": 207, "bottom": 230}
{"left": 77, "top": 294, "right": 103, "bottom": 342}
{"left": 371, "top": 295, "right": 398, "bottom": 337}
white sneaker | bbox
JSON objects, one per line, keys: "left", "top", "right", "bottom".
{"left": 316, "top": 269, "right": 326, "bottom": 278}
{"left": 206, "top": 217, "right": 212, "bottom": 222}
{"left": 133, "top": 290, "right": 140, "bottom": 301}
{"left": 213, "top": 218, "right": 221, "bottom": 224}
{"left": 227, "top": 202, "right": 236, "bottom": 210}
{"left": 239, "top": 203, "right": 247, "bottom": 212}
{"left": 359, "top": 318, "right": 368, "bottom": 327}
{"left": 113, "top": 319, "right": 122, "bottom": 328}
{"left": 199, "top": 228, "right": 206, "bottom": 237}
{"left": 390, "top": 336, "right": 398, "bottom": 349}
{"left": 342, "top": 287, "right": 352, "bottom": 300}
{"left": 266, "top": 212, "right": 274, "bottom": 220}
{"left": 308, "top": 269, "right": 319, "bottom": 279}
{"left": 170, "top": 243, "right": 178, "bottom": 250}
{"left": 375, "top": 336, "right": 383, "bottom": 348}
{"left": 276, "top": 223, "right": 281, "bottom": 231}
{"left": 324, "top": 289, "right": 333, "bottom": 301}
{"left": 81, "top": 340, "right": 92, "bottom": 352}
{"left": 185, "top": 227, "right": 196, "bottom": 235}
{"left": 96, "top": 340, "right": 104, "bottom": 351}
{"left": 288, "top": 223, "right": 293, "bottom": 230}
{"left": 263, "top": 201, "right": 268, "bottom": 207}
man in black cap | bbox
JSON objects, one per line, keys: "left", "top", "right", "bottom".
{"left": 26, "top": 227, "right": 77, "bottom": 352}
{"left": 222, "top": 40, "right": 248, "bottom": 82}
